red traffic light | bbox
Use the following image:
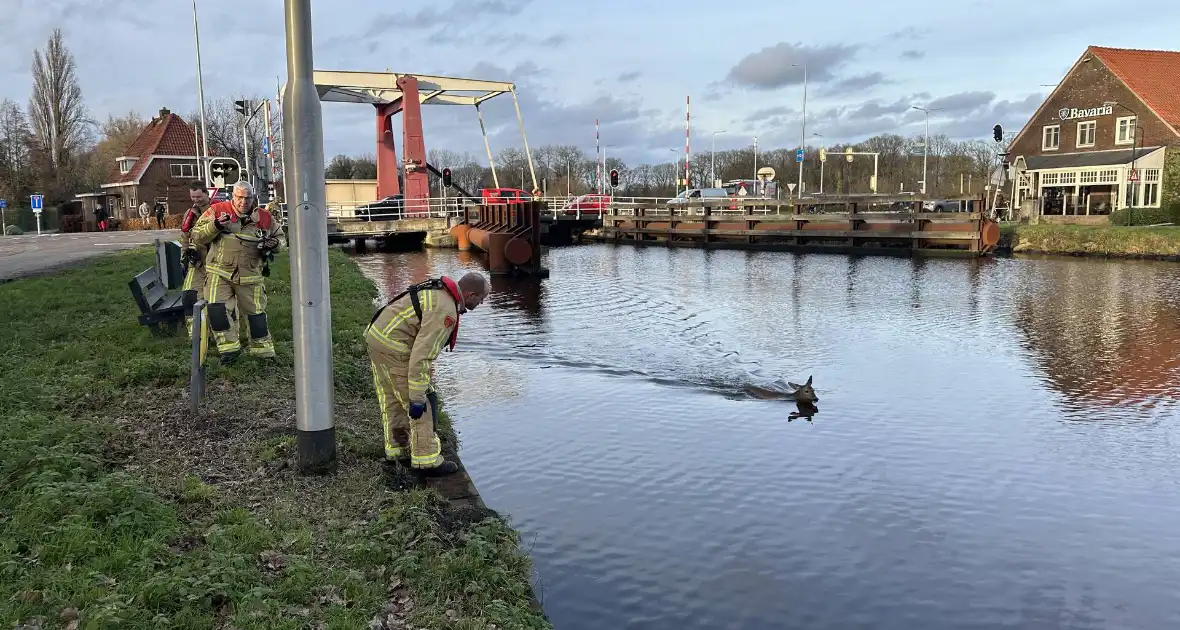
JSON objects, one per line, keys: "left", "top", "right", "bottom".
{"left": 609, "top": 168, "right": 619, "bottom": 187}
{"left": 442, "top": 167, "right": 453, "bottom": 188}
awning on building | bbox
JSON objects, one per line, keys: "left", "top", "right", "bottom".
{"left": 1024, "top": 146, "right": 1163, "bottom": 170}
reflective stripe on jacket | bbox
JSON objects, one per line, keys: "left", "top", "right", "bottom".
{"left": 191, "top": 201, "right": 284, "bottom": 284}
{"left": 367, "top": 277, "right": 462, "bottom": 403}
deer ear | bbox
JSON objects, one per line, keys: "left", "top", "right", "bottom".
{"left": 787, "top": 382, "right": 801, "bottom": 390}
{"left": 805, "top": 375, "right": 813, "bottom": 386}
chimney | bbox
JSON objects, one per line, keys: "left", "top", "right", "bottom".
{"left": 159, "top": 107, "right": 170, "bottom": 119}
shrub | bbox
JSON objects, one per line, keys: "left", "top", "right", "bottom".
{"left": 1109, "top": 202, "right": 1180, "bottom": 226}
{"left": 4, "top": 225, "right": 24, "bottom": 236}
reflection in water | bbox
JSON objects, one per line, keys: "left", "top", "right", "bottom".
{"left": 1012, "top": 257, "right": 1180, "bottom": 410}
{"left": 349, "top": 245, "right": 1180, "bottom": 630}
{"left": 788, "top": 400, "right": 819, "bottom": 422}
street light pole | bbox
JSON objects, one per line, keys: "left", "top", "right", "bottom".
{"left": 1105, "top": 100, "right": 1139, "bottom": 222}
{"left": 191, "top": 0, "right": 210, "bottom": 184}
{"left": 283, "top": 0, "right": 336, "bottom": 474}
{"left": 813, "top": 133, "right": 825, "bottom": 194}
{"left": 711, "top": 130, "right": 726, "bottom": 187}
{"left": 669, "top": 148, "right": 679, "bottom": 196}
{"left": 793, "top": 63, "right": 807, "bottom": 197}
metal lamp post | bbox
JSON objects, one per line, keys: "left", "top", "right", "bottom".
{"left": 711, "top": 130, "right": 726, "bottom": 187}
{"left": 813, "top": 133, "right": 824, "bottom": 194}
{"left": 191, "top": 0, "right": 211, "bottom": 183}
{"left": 911, "top": 105, "right": 942, "bottom": 195}
{"left": 792, "top": 63, "right": 807, "bottom": 197}
{"left": 283, "top": 0, "right": 336, "bottom": 474}
{"left": 1104, "top": 100, "right": 1139, "bottom": 223}
{"left": 669, "top": 148, "right": 679, "bottom": 196}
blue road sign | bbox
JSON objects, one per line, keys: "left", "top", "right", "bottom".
{"left": 261, "top": 137, "right": 270, "bottom": 155}
{"left": 795, "top": 148, "right": 805, "bottom": 163}
{"left": 30, "top": 194, "right": 43, "bottom": 211}
{"left": 0, "top": 199, "right": 6, "bottom": 209}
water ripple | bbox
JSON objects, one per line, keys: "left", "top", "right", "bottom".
{"left": 355, "top": 245, "right": 1180, "bottom": 630}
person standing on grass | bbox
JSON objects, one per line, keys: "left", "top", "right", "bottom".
{"left": 180, "top": 181, "right": 212, "bottom": 338}
{"left": 364, "top": 272, "right": 489, "bottom": 477}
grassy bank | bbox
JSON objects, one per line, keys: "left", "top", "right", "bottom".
{"left": 1001, "top": 223, "right": 1180, "bottom": 259}
{"left": 0, "top": 249, "right": 549, "bottom": 629}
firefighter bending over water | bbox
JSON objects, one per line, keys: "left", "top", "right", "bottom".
{"left": 180, "top": 180, "right": 212, "bottom": 337}
{"left": 365, "top": 272, "right": 490, "bottom": 476}
{"left": 191, "top": 180, "right": 284, "bottom": 364}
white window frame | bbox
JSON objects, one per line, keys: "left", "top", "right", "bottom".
{"left": 170, "top": 163, "right": 197, "bottom": 179}
{"left": 1042, "top": 125, "right": 1060, "bottom": 151}
{"left": 1115, "top": 116, "right": 1136, "bottom": 145}
{"left": 1076, "top": 121, "right": 1096, "bottom": 148}
{"left": 118, "top": 158, "right": 135, "bottom": 174}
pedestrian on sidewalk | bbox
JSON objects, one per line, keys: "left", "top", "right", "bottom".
{"left": 95, "top": 204, "right": 107, "bottom": 232}
{"left": 154, "top": 200, "right": 166, "bottom": 228}
{"left": 365, "top": 272, "right": 489, "bottom": 477}
{"left": 191, "top": 180, "right": 284, "bottom": 363}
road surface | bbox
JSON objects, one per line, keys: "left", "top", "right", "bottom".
{"left": 0, "top": 230, "right": 179, "bottom": 282}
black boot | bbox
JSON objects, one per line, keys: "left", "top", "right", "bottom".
{"left": 413, "top": 459, "right": 460, "bottom": 477}
{"left": 220, "top": 349, "right": 241, "bottom": 365}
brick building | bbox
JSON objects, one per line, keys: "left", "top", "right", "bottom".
{"left": 75, "top": 107, "right": 206, "bottom": 223}
{"left": 1007, "top": 46, "right": 1180, "bottom": 217}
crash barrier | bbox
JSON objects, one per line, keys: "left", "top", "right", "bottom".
{"left": 449, "top": 200, "right": 549, "bottom": 276}
{"left": 190, "top": 299, "right": 209, "bottom": 415}
{"left": 127, "top": 239, "right": 188, "bottom": 335}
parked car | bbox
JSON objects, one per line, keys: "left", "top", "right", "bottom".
{"left": 561, "top": 193, "right": 611, "bottom": 214}
{"left": 354, "top": 195, "right": 404, "bottom": 221}
{"left": 479, "top": 187, "right": 532, "bottom": 204}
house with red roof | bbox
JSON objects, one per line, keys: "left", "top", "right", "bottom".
{"left": 1007, "top": 46, "right": 1180, "bottom": 219}
{"left": 75, "top": 106, "right": 206, "bottom": 224}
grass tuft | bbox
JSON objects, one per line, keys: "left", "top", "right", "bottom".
{"left": 0, "top": 248, "right": 549, "bottom": 629}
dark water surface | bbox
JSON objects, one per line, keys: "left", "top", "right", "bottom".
{"left": 353, "top": 245, "right": 1180, "bottom": 630}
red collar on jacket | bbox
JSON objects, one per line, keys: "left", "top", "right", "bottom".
{"left": 439, "top": 276, "right": 462, "bottom": 352}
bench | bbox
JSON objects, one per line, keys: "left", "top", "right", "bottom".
{"left": 129, "top": 265, "right": 186, "bottom": 336}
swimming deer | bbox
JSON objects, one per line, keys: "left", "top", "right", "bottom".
{"left": 743, "top": 375, "right": 817, "bottom": 404}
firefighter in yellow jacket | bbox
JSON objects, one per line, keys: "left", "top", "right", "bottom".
{"left": 180, "top": 180, "right": 211, "bottom": 337}
{"left": 191, "top": 180, "right": 284, "bottom": 363}
{"left": 365, "top": 271, "right": 489, "bottom": 476}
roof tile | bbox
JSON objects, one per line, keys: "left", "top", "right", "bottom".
{"left": 105, "top": 108, "right": 205, "bottom": 186}
{"left": 1089, "top": 46, "right": 1180, "bottom": 132}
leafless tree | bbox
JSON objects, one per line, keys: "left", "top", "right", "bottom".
{"left": 187, "top": 95, "right": 282, "bottom": 182}
{"left": 28, "top": 28, "right": 90, "bottom": 175}
{"left": 79, "top": 111, "right": 146, "bottom": 190}
{"left": 0, "top": 99, "right": 34, "bottom": 203}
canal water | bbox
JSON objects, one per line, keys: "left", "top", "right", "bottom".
{"left": 353, "top": 245, "right": 1180, "bottom": 630}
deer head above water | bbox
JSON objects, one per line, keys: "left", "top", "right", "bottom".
{"left": 787, "top": 375, "right": 817, "bottom": 404}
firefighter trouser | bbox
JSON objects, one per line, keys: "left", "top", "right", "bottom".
{"left": 205, "top": 273, "right": 274, "bottom": 357}
{"left": 366, "top": 338, "right": 443, "bottom": 469}
{"left": 182, "top": 263, "right": 207, "bottom": 338}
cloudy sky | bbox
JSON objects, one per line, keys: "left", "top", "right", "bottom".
{"left": 3, "top": 0, "right": 1180, "bottom": 166}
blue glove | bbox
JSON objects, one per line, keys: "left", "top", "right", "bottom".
{"left": 408, "top": 401, "right": 426, "bottom": 419}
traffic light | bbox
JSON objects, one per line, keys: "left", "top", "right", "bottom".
{"left": 993, "top": 124, "right": 1003, "bottom": 143}
{"left": 235, "top": 99, "right": 250, "bottom": 116}
{"left": 442, "top": 167, "right": 453, "bottom": 188}
{"left": 207, "top": 157, "right": 242, "bottom": 188}
{"left": 609, "top": 168, "right": 619, "bottom": 188}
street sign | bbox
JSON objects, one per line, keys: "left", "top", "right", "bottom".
{"left": 262, "top": 137, "right": 270, "bottom": 155}
{"left": 30, "top": 194, "right": 43, "bottom": 214}
{"left": 0, "top": 199, "right": 6, "bottom": 209}
{"left": 819, "top": 148, "right": 827, "bottom": 163}
{"left": 757, "top": 166, "right": 775, "bottom": 181}
{"left": 1128, "top": 169, "right": 1139, "bottom": 183}
{"left": 787, "top": 183, "right": 797, "bottom": 193}
{"left": 795, "top": 148, "right": 804, "bottom": 163}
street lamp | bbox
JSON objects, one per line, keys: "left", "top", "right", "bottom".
{"left": 812, "top": 133, "right": 825, "bottom": 194}
{"left": 669, "top": 148, "right": 679, "bottom": 196}
{"left": 1105, "top": 100, "right": 1139, "bottom": 221}
{"left": 711, "top": 130, "right": 726, "bottom": 187}
{"left": 792, "top": 62, "right": 807, "bottom": 197}
{"left": 911, "top": 105, "right": 942, "bottom": 195}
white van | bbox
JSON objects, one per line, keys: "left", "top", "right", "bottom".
{"left": 666, "top": 188, "right": 733, "bottom": 213}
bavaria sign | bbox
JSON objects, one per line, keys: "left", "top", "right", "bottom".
{"left": 1058, "top": 105, "right": 1113, "bottom": 121}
